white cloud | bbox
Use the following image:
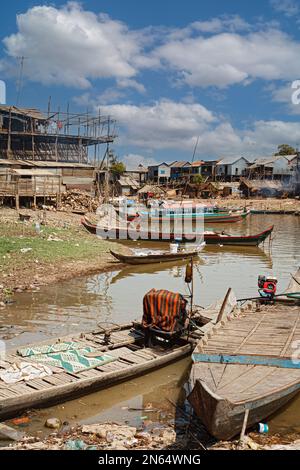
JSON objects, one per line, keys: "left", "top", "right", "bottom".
{"left": 98, "top": 98, "right": 300, "bottom": 158}
{"left": 3, "top": 5, "right": 300, "bottom": 92}
{"left": 122, "top": 153, "right": 158, "bottom": 170}
{"left": 268, "top": 82, "right": 300, "bottom": 114}
{"left": 3, "top": 2, "right": 147, "bottom": 88}
{"left": 191, "top": 16, "right": 251, "bottom": 34}
{"left": 100, "top": 99, "right": 216, "bottom": 151}
{"left": 116, "top": 78, "right": 146, "bottom": 94}
{"left": 153, "top": 28, "right": 300, "bottom": 88}
{"left": 242, "top": 120, "right": 300, "bottom": 155}
{"left": 270, "top": 0, "right": 299, "bottom": 17}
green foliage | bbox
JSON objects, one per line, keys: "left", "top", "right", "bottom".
{"left": 274, "top": 144, "right": 297, "bottom": 156}
{"left": 110, "top": 161, "right": 126, "bottom": 176}
{"left": 192, "top": 174, "right": 204, "bottom": 185}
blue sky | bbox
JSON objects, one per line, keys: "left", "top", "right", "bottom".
{"left": 1, "top": 0, "right": 300, "bottom": 167}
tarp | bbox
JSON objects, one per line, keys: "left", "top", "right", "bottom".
{"left": 142, "top": 289, "right": 187, "bottom": 332}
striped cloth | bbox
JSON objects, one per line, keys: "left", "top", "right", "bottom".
{"left": 142, "top": 289, "right": 187, "bottom": 332}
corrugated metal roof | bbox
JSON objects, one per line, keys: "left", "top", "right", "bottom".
{"left": 138, "top": 184, "right": 166, "bottom": 194}
{"left": 217, "top": 156, "right": 250, "bottom": 165}
{"left": 170, "top": 161, "right": 191, "bottom": 168}
{"left": 0, "top": 159, "right": 95, "bottom": 168}
{"left": 118, "top": 176, "right": 140, "bottom": 189}
{"left": 191, "top": 160, "right": 204, "bottom": 167}
{"left": 148, "top": 162, "right": 169, "bottom": 168}
{"left": 249, "top": 155, "right": 291, "bottom": 168}
{"left": 12, "top": 169, "right": 60, "bottom": 176}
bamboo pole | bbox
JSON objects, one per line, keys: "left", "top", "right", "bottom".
{"left": 216, "top": 288, "right": 232, "bottom": 323}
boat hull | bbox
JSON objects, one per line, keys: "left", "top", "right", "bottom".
{"left": 81, "top": 218, "right": 273, "bottom": 246}
{"left": 189, "top": 376, "right": 300, "bottom": 440}
{"left": 126, "top": 210, "right": 250, "bottom": 224}
{"left": 110, "top": 249, "right": 201, "bottom": 265}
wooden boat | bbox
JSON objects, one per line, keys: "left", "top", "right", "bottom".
{"left": 109, "top": 245, "right": 204, "bottom": 265}
{"left": 251, "top": 209, "right": 297, "bottom": 215}
{"left": 126, "top": 209, "right": 250, "bottom": 223}
{"left": 81, "top": 217, "right": 273, "bottom": 246}
{"left": 188, "top": 303, "right": 300, "bottom": 440}
{"left": 0, "top": 323, "right": 195, "bottom": 420}
{"left": 204, "top": 226, "right": 273, "bottom": 246}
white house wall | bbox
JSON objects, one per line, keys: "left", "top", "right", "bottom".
{"left": 158, "top": 165, "right": 170, "bottom": 178}
{"left": 217, "top": 158, "right": 249, "bottom": 176}
{"left": 272, "top": 157, "right": 293, "bottom": 176}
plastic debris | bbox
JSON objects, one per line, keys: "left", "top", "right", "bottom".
{"left": 45, "top": 418, "right": 62, "bottom": 430}
{"left": 258, "top": 423, "right": 269, "bottom": 433}
{"left": 20, "top": 248, "right": 32, "bottom": 254}
{"left": 11, "top": 416, "right": 30, "bottom": 426}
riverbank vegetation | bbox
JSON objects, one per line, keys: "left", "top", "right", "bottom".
{"left": 0, "top": 209, "right": 120, "bottom": 303}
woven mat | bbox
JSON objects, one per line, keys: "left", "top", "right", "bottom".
{"left": 26, "top": 347, "right": 116, "bottom": 373}
{"left": 17, "top": 342, "right": 78, "bottom": 357}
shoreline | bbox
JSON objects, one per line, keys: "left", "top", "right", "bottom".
{"left": 0, "top": 208, "right": 126, "bottom": 304}
{"left": 1, "top": 421, "right": 300, "bottom": 451}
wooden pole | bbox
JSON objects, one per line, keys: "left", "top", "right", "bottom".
{"left": 31, "top": 118, "right": 35, "bottom": 160}
{"left": 239, "top": 408, "right": 249, "bottom": 441}
{"left": 7, "top": 107, "right": 12, "bottom": 159}
{"left": 216, "top": 287, "right": 232, "bottom": 323}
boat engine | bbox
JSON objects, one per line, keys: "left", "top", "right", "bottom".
{"left": 258, "top": 275, "right": 278, "bottom": 300}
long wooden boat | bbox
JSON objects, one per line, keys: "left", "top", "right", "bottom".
{"left": 251, "top": 209, "right": 297, "bottom": 215}
{"left": 109, "top": 246, "right": 204, "bottom": 265}
{"left": 126, "top": 209, "right": 250, "bottom": 223}
{"left": 0, "top": 323, "right": 195, "bottom": 420}
{"left": 81, "top": 217, "right": 273, "bottom": 246}
{"left": 188, "top": 303, "right": 300, "bottom": 440}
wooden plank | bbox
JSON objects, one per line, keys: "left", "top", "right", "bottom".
{"left": 25, "top": 379, "right": 53, "bottom": 390}
{"left": 2, "top": 383, "right": 33, "bottom": 395}
{"left": 42, "top": 373, "right": 77, "bottom": 386}
{"left": 106, "top": 347, "right": 133, "bottom": 358}
{"left": 280, "top": 315, "right": 300, "bottom": 357}
{"left": 0, "top": 389, "right": 21, "bottom": 398}
{"left": 118, "top": 352, "right": 149, "bottom": 365}
{"left": 78, "top": 369, "right": 103, "bottom": 378}
{"left": 193, "top": 353, "right": 300, "bottom": 369}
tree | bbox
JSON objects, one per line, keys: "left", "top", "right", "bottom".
{"left": 110, "top": 161, "right": 126, "bottom": 177}
{"left": 192, "top": 174, "right": 204, "bottom": 185}
{"left": 274, "top": 144, "right": 296, "bottom": 156}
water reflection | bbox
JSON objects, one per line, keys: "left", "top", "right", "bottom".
{"left": 8, "top": 358, "right": 191, "bottom": 439}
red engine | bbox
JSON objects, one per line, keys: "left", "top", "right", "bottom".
{"left": 258, "top": 275, "right": 278, "bottom": 299}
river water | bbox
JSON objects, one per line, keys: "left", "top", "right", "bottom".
{"left": 1, "top": 214, "right": 300, "bottom": 438}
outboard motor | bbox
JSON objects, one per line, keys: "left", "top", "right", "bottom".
{"left": 258, "top": 275, "right": 278, "bottom": 301}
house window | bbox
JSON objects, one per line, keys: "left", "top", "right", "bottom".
{"left": 235, "top": 168, "right": 238, "bottom": 175}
